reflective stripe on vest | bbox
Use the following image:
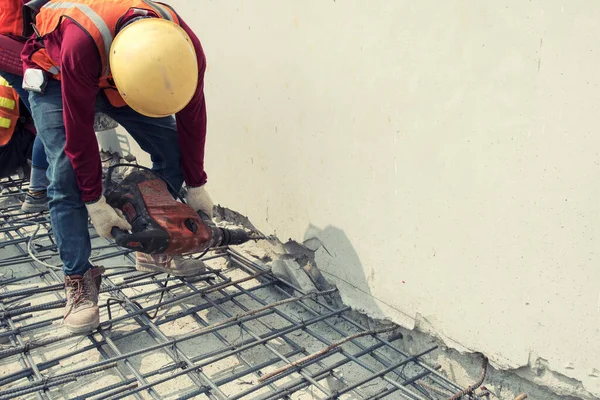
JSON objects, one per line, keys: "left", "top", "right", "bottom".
{"left": 141, "top": 0, "right": 173, "bottom": 21}
{"left": 0, "top": 76, "right": 19, "bottom": 146}
{"left": 42, "top": 2, "right": 114, "bottom": 78}
{"left": 0, "top": 96, "right": 16, "bottom": 111}
{"left": 0, "top": 77, "right": 16, "bottom": 113}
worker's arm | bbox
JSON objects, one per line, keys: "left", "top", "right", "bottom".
{"left": 59, "top": 22, "right": 104, "bottom": 203}
{"left": 175, "top": 18, "right": 208, "bottom": 188}
{"left": 60, "top": 23, "right": 131, "bottom": 237}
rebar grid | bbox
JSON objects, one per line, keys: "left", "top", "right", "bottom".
{"left": 0, "top": 177, "right": 467, "bottom": 400}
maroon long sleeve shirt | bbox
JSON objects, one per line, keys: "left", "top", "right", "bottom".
{"left": 22, "top": 12, "right": 208, "bottom": 202}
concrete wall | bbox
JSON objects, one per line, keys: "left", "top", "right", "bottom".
{"left": 102, "top": 1, "right": 600, "bottom": 397}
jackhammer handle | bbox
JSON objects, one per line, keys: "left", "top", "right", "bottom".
{"left": 111, "top": 227, "right": 156, "bottom": 253}
{"left": 111, "top": 227, "right": 130, "bottom": 247}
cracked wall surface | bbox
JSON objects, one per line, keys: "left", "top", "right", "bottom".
{"left": 101, "top": 0, "right": 600, "bottom": 398}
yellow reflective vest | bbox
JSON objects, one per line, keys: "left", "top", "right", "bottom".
{"left": 0, "top": 76, "right": 19, "bottom": 147}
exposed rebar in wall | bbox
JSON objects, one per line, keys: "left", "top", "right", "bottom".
{"left": 0, "top": 176, "right": 473, "bottom": 400}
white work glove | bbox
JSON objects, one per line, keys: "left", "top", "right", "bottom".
{"left": 86, "top": 196, "right": 132, "bottom": 239}
{"left": 185, "top": 185, "right": 214, "bottom": 219}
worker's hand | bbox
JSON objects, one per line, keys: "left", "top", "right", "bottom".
{"left": 85, "top": 196, "right": 132, "bottom": 239}
{"left": 186, "top": 185, "right": 214, "bottom": 219}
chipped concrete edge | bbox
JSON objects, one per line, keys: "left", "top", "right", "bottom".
{"left": 206, "top": 207, "right": 595, "bottom": 400}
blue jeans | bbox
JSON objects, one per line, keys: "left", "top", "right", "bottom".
{"left": 0, "top": 72, "right": 49, "bottom": 171}
{"left": 29, "top": 79, "right": 183, "bottom": 276}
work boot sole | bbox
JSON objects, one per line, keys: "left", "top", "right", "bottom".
{"left": 63, "top": 314, "right": 100, "bottom": 334}
{"left": 136, "top": 263, "right": 206, "bottom": 277}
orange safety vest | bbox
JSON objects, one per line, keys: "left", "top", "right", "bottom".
{"left": 29, "top": 0, "right": 179, "bottom": 107}
{"left": 0, "top": 0, "right": 24, "bottom": 37}
{"left": 0, "top": 76, "right": 20, "bottom": 146}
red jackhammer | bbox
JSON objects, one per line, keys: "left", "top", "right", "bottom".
{"left": 104, "top": 165, "right": 262, "bottom": 255}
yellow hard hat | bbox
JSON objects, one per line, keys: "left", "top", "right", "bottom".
{"left": 109, "top": 18, "right": 199, "bottom": 118}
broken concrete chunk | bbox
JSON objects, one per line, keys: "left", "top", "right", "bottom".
{"left": 303, "top": 260, "right": 334, "bottom": 292}
{"left": 237, "top": 241, "right": 270, "bottom": 261}
{"left": 93, "top": 112, "right": 118, "bottom": 132}
{"left": 271, "top": 259, "right": 316, "bottom": 293}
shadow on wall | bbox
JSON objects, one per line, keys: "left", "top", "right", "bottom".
{"left": 301, "top": 224, "right": 414, "bottom": 329}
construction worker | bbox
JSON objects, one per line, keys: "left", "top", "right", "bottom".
{"left": 0, "top": 76, "right": 38, "bottom": 178}
{"left": 0, "top": 0, "right": 50, "bottom": 211}
{"left": 22, "top": 0, "right": 214, "bottom": 333}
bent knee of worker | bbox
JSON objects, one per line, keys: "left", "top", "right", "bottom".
{"left": 47, "top": 159, "right": 82, "bottom": 201}
{"left": 30, "top": 107, "right": 66, "bottom": 136}
{"left": 47, "top": 187, "right": 85, "bottom": 211}
{"left": 148, "top": 138, "right": 181, "bottom": 163}
{"left": 48, "top": 188, "right": 84, "bottom": 206}
{"left": 151, "top": 155, "right": 182, "bottom": 172}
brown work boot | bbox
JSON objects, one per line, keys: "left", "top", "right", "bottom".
{"left": 136, "top": 253, "right": 206, "bottom": 277}
{"left": 63, "top": 266, "right": 105, "bottom": 334}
